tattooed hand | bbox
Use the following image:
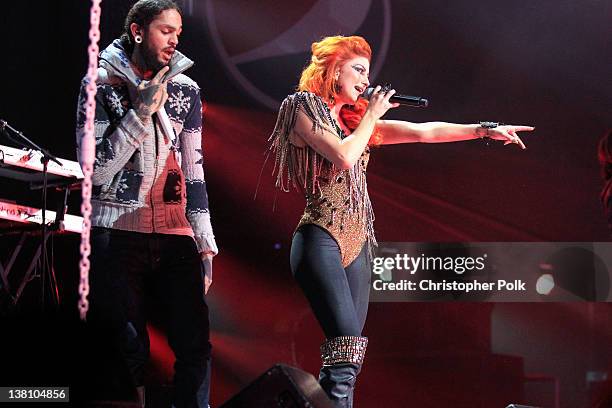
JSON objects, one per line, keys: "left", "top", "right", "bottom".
{"left": 134, "top": 65, "right": 170, "bottom": 122}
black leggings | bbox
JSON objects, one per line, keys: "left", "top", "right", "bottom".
{"left": 290, "top": 225, "right": 371, "bottom": 338}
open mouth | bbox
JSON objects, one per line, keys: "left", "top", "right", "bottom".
{"left": 354, "top": 85, "right": 365, "bottom": 95}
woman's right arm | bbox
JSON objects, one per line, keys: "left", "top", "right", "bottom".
{"left": 292, "top": 86, "right": 398, "bottom": 169}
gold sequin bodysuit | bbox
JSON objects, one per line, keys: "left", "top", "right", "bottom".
{"left": 268, "top": 92, "right": 376, "bottom": 267}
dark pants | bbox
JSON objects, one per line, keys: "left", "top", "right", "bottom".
{"left": 89, "top": 228, "right": 210, "bottom": 408}
{"left": 290, "top": 225, "right": 371, "bottom": 338}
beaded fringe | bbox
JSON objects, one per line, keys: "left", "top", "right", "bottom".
{"left": 321, "top": 336, "right": 368, "bottom": 366}
{"left": 266, "top": 92, "right": 377, "bottom": 251}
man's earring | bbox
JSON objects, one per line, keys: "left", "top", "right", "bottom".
{"left": 134, "top": 35, "right": 143, "bottom": 44}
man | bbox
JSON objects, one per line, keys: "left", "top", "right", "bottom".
{"left": 75, "top": 1, "right": 217, "bottom": 407}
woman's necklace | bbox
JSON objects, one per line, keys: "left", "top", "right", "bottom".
{"left": 323, "top": 103, "right": 347, "bottom": 139}
{"left": 324, "top": 102, "right": 370, "bottom": 160}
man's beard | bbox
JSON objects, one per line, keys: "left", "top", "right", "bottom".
{"left": 141, "top": 42, "right": 167, "bottom": 73}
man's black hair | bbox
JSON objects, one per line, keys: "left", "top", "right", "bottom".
{"left": 119, "top": 0, "right": 182, "bottom": 55}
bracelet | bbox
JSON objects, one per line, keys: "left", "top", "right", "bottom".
{"left": 476, "top": 121, "right": 499, "bottom": 146}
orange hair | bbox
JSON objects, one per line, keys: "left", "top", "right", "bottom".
{"left": 298, "top": 35, "right": 383, "bottom": 145}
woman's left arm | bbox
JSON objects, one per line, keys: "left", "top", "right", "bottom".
{"left": 376, "top": 120, "right": 534, "bottom": 149}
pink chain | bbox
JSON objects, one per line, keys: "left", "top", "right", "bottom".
{"left": 78, "top": 0, "right": 102, "bottom": 320}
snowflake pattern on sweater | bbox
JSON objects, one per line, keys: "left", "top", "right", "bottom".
{"left": 168, "top": 89, "right": 192, "bottom": 116}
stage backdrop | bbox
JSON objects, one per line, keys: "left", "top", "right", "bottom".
{"left": 1, "top": 1, "right": 611, "bottom": 407}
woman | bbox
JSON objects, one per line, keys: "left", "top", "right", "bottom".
{"left": 268, "top": 35, "right": 533, "bottom": 407}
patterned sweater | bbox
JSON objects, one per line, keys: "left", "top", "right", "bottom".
{"left": 76, "top": 39, "right": 217, "bottom": 255}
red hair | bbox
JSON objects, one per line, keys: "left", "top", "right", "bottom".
{"left": 298, "top": 35, "right": 383, "bottom": 145}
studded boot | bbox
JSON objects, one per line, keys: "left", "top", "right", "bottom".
{"left": 318, "top": 336, "right": 368, "bottom": 408}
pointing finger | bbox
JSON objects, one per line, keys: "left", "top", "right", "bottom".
{"left": 151, "top": 66, "right": 170, "bottom": 84}
{"left": 510, "top": 125, "right": 535, "bottom": 132}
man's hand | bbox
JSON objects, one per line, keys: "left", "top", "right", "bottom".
{"left": 201, "top": 253, "right": 213, "bottom": 295}
{"left": 134, "top": 66, "right": 170, "bottom": 122}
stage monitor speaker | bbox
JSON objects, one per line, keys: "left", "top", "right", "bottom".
{"left": 506, "top": 405, "right": 542, "bottom": 408}
{"left": 220, "top": 363, "right": 333, "bottom": 408}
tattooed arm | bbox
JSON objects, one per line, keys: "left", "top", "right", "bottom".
{"left": 133, "top": 66, "right": 169, "bottom": 122}
{"left": 75, "top": 66, "right": 169, "bottom": 186}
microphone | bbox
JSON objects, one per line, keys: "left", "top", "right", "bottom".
{"left": 360, "top": 86, "right": 428, "bottom": 108}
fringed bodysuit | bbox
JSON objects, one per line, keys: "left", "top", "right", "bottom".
{"left": 268, "top": 92, "right": 376, "bottom": 267}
